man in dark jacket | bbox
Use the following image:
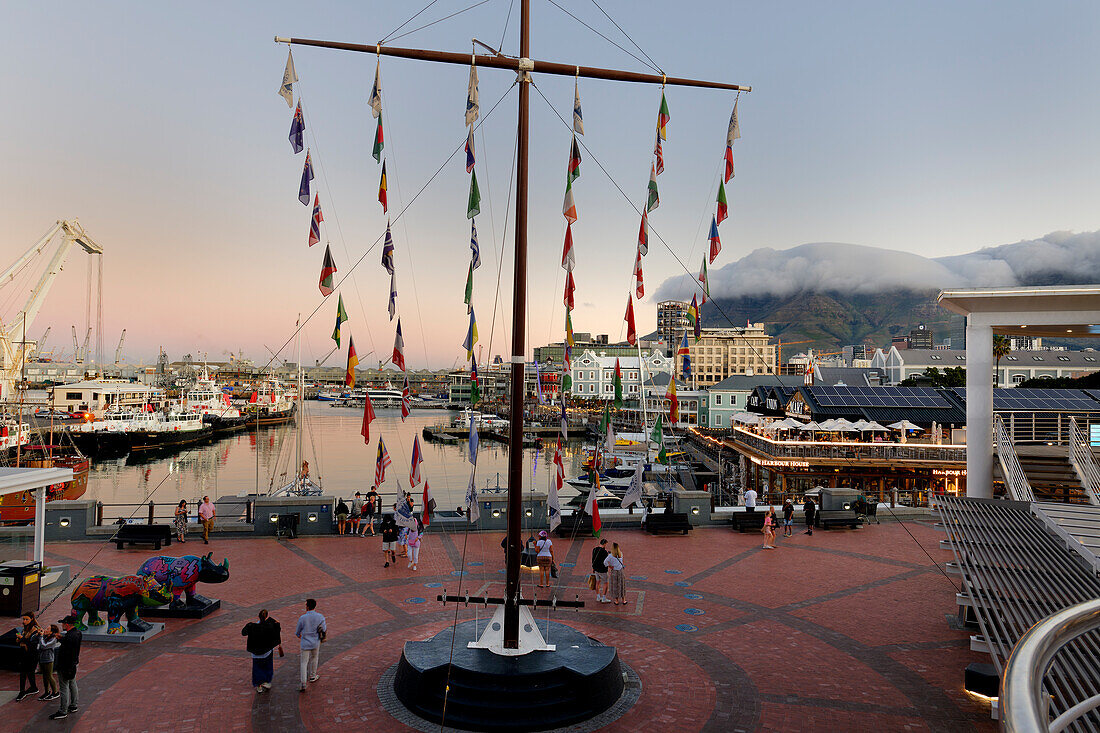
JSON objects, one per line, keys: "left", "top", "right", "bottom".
{"left": 49, "top": 615, "right": 81, "bottom": 720}
{"left": 803, "top": 497, "right": 817, "bottom": 536}
{"left": 242, "top": 610, "right": 282, "bottom": 692}
{"left": 591, "top": 539, "right": 610, "bottom": 604}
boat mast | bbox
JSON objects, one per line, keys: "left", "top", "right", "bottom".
{"left": 637, "top": 338, "right": 648, "bottom": 462}
{"left": 295, "top": 315, "right": 303, "bottom": 479}
{"left": 278, "top": 5, "right": 749, "bottom": 651}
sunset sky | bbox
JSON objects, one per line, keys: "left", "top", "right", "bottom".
{"left": 4, "top": 1, "right": 1099, "bottom": 369}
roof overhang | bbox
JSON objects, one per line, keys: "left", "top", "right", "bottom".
{"left": 938, "top": 285, "right": 1100, "bottom": 338}
{"left": 0, "top": 467, "right": 74, "bottom": 498}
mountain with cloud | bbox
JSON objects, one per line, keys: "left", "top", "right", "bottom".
{"left": 654, "top": 230, "right": 1100, "bottom": 352}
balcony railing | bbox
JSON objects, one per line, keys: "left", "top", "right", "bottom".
{"left": 725, "top": 426, "right": 966, "bottom": 463}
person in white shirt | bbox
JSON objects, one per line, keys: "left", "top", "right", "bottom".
{"left": 743, "top": 488, "right": 758, "bottom": 512}
{"left": 535, "top": 531, "right": 554, "bottom": 588}
{"left": 295, "top": 599, "right": 326, "bottom": 692}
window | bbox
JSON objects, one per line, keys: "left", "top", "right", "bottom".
{"left": 66, "top": 392, "right": 82, "bottom": 401}
{"left": 1058, "top": 356, "right": 1070, "bottom": 361}
{"left": 1085, "top": 356, "right": 1097, "bottom": 362}
{"left": 715, "top": 394, "right": 722, "bottom": 405}
{"left": 1012, "top": 374, "right": 1025, "bottom": 384}
{"left": 955, "top": 356, "right": 965, "bottom": 361}
{"left": 1033, "top": 356, "right": 1044, "bottom": 362}
{"left": 929, "top": 355, "right": 942, "bottom": 360}
{"left": 1006, "top": 356, "right": 1018, "bottom": 361}
{"left": 714, "top": 414, "right": 723, "bottom": 426}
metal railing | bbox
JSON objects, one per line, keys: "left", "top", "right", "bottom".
{"left": 1002, "top": 599, "right": 1100, "bottom": 733}
{"left": 727, "top": 426, "right": 966, "bottom": 463}
{"left": 1068, "top": 418, "right": 1100, "bottom": 506}
{"left": 1000, "top": 412, "right": 1100, "bottom": 446}
{"left": 995, "top": 414, "right": 1036, "bottom": 502}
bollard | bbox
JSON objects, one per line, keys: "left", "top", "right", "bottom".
{"left": 96, "top": 501, "right": 104, "bottom": 527}
{"left": 246, "top": 500, "right": 253, "bottom": 524}
{"left": 148, "top": 501, "right": 155, "bottom": 525}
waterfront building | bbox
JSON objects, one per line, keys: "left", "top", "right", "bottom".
{"left": 881, "top": 347, "right": 1100, "bottom": 385}
{"left": 568, "top": 349, "right": 671, "bottom": 401}
{"left": 809, "top": 365, "right": 886, "bottom": 387}
{"left": 705, "top": 375, "right": 804, "bottom": 428}
{"left": 48, "top": 378, "right": 167, "bottom": 415}
{"left": 675, "top": 324, "right": 775, "bottom": 389}
{"left": 533, "top": 334, "right": 662, "bottom": 365}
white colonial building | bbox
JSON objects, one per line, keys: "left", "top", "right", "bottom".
{"left": 875, "top": 347, "right": 1100, "bottom": 386}
{"left": 568, "top": 349, "right": 672, "bottom": 400}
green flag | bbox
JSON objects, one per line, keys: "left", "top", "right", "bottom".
{"left": 646, "top": 163, "right": 659, "bottom": 212}
{"left": 467, "top": 169, "right": 481, "bottom": 219}
{"left": 331, "top": 294, "right": 348, "bottom": 347}
{"left": 651, "top": 414, "right": 667, "bottom": 464}
{"left": 372, "top": 115, "right": 384, "bottom": 162}
{"left": 464, "top": 261, "right": 474, "bottom": 312}
{"left": 470, "top": 360, "right": 481, "bottom": 406}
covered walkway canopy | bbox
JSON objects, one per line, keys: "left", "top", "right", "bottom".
{"left": 938, "top": 285, "right": 1100, "bottom": 498}
{"left": 0, "top": 466, "right": 74, "bottom": 564}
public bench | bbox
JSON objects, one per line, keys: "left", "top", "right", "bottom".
{"left": 644, "top": 511, "right": 693, "bottom": 535}
{"left": 732, "top": 511, "right": 766, "bottom": 533}
{"left": 114, "top": 523, "right": 173, "bottom": 550}
{"left": 819, "top": 510, "right": 861, "bottom": 530}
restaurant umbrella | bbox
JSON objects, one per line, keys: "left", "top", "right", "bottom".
{"left": 861, "top": 421, "right": 889, "bottom": 432}
{"left": 888, "top": 420, "right": 923, "bottom": 432}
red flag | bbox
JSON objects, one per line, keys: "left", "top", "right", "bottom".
{"left": 724, "top": 145, "right": 734, "bottom": 183}
{"left": 345, "top": 337, "right": 359, "bottom": 387}
{"left": 563, "top": 271, "right": 575, "bottom": 310}
{"left": 633, "top": 249, "right": 644, "bottom": 299}
{"left": 409, "top": 434, "right": 423, "bottom": 487}
{"left": 716, "top": 180, "right": 728, "bottom": 226}
{"left": 318, "top": 244, "right": 337, "bottom": 296}
{"left": 561, "top": 223, "right": 575, "bottom": 271}
{"left": 392, "top": 319, "right": 405, "bottom": 372}
{"left": 249, "top": 392, "right": 258, "bottom": 404}
{"left": 624, "top": 294, "right": 637, "bottom": 346}
{"left": 422, "top": 482, "right": 437, "bottom": 526}
{"left": 400, "top": 376, "right": 410, "bottom": 421}
{"left": 637, "top": 210, "right": 649, "bottom": 256}
{"left": 373, "top": 437, "right": 392, "bottom": 489}
{"left": 666, "top": 376, "right": 679, "bottom": 423}
{"left": 360, "top": 391, "right": 375, "bottom": 444}
{"left": 654, "top": 131, "right": 664, "bottom": 175}
{"left": 308, "top": 194, "right": 323, "bottom": 247}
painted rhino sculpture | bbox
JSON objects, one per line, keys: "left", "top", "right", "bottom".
{"left": 70, "top": 574, "right": 174, "bottom": 634}
{"left": 137, "top": 553, "right": 229, "bottom": 609}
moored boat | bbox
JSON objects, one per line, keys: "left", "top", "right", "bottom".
{"left": 0, "top": 444, "right": 89, "bottom": 524}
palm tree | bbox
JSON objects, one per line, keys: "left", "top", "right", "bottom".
{"left": 993, "top": 335, "right": 1011, "bottom": 387}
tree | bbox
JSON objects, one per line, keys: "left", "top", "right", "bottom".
{"left": 993, "top": 335, "right": 1011, "bottom": 387}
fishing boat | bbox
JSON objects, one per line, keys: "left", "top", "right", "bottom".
{"left": 331, "top": 387, "right": 403, "bottom": 408}
{"left": 126, "top": 410, "right": 213, "bottom": 453}
{"left": 0, "top": 444, "right": 90, "bottom": 524}
{"left": 0, "top": 418, "right": 31, "bottom": 455}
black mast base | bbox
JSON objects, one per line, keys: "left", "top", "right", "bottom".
{"left": 393, "top": 619, "right": 624, "bottom": 732}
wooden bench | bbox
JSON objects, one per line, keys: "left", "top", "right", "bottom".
{"left": 819, "top": 510, "right": 861, "bottom": 530}
{"left": 732, "top": 511, "right": 766, "bottom": 533}
{"left": 114, "top": 523, "right": 173, "bottom": 550}
{"left": 644, "top": 511, "right": 693, "bottom": 535}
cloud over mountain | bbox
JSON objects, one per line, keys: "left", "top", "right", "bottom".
{"left": 656, "top": 230, "right": 1100, "bottom": 301}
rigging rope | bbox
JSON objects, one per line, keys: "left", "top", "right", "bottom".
{"left": 543, "top": 0, "right": 662, "bottom": 74}
{"left": 589, "top": 0, "right": 664, "bottom": 74}
{"left": 386, "top": 0, "right": 497, "bottom": 45}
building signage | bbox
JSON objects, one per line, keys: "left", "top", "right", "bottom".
{"left": 749, "top": 456, "right": 810, "bottom": 469}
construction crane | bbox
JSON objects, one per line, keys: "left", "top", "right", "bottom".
{"left": 0, "top": 220, "right": 103, "bottom": 400}
{"left": 774, "top": 338, "right": 813, "bottom": 367}
{"left": 114, "top": 329, "right": 127, "bottom": 365}
{"left": 71, "top": 326, "right": 80, "bottom": 362}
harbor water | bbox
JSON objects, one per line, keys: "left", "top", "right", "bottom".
{"left": 83, "top": 401, "right": 591, "bottom": 520}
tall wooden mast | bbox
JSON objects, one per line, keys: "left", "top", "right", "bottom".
{"left": 278, "top": 2, "right": 749, "bottom": 650}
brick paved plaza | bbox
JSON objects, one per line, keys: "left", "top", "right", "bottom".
{"left": 1, "top": 522, "right": 994, "bottom": 732}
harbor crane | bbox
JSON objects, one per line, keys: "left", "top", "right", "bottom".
{"left": 1, "top": 220, "right": 103, "bottom": 400}
{"left": 114, "top": 329, "right": 126, "bottom": 364}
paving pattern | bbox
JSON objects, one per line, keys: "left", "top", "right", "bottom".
{"left": 0, "top": 522, "right": 995, "bottom": 732}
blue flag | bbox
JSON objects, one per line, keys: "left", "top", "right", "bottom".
{"left": 289, "top": 101, "right": 305, "bottom": 154}
{"left": 470, "top": 220, "right": 481, "bottom": 269}
{"left": 469, "top": 415, "right": 479, "bottom": 464}
{"left": 299, "top": 150, "right": 314, "bottom": 205}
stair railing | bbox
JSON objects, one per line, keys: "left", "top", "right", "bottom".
{"left": 995, "top": 414, "right": 1036, "bottom": 502}
{"left": 1068, "top": 417, "right": 1100, "bottom": 506}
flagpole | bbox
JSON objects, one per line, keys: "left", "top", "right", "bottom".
{"left": 637, "top": 338, "right": 648, "bottom": 462}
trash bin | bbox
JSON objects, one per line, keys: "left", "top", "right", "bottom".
{"left": 0, "top": 560, "right": 42, "bottom": 616}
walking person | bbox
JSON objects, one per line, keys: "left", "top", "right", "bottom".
{"left": 349, "top": 492, "right": 364, "bottom": 536}
{"left": 198, "top": 495, "right": 216, "bottom": 545}
{"left": 14, "top": 612, "right": 41, "bottom": 701}
{"left": 360, "top": 488, "right": 378, "bottom": 536}
{"left": 38, "top": 624, "right": 61, "bottom": 701}
{"left": 762, "top": 507, "right": 777, "bottom": 549}
{"left": 335, "top": 498, "right": 349, "bottom": 535}
{"left": 591, "top": 538, "right": 610, "bottom": 604}
{"left": 535, "top": 530, "right": 554, "bottom": 588}
{"left": 803, "top": 496, "right": 817, "bottom": 536}
{"left": 49, "top": 615, "right": 81, "bottom": 720}
{"left": 782, "top": 499, "right": 795, "bottom": 538}
{"left": 604, "top": 542, "right": 627, "bottom": 606}
{"left": 406, "top": 520, "right": 421, "bottom": 571}
{"left": 242, "top": 609, "right": 282, "bottom": 693}
{"left": 174, "top": 499, "right": 188, "bottom": 543}
{"left": 380, "top": 512, "right": 398, "bottom": 567}
{"left": 295, "top": 599, "right": 326, "bottom": 693}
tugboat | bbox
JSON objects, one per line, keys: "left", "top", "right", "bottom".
{"left": 244, "top": 377, "right": 297, "bottom": 426}
{"left": 126, "top": 409, "right": 213, "bottom": 453}
{"left": 184, "top": 369, "right": 248, "bottom": 433}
